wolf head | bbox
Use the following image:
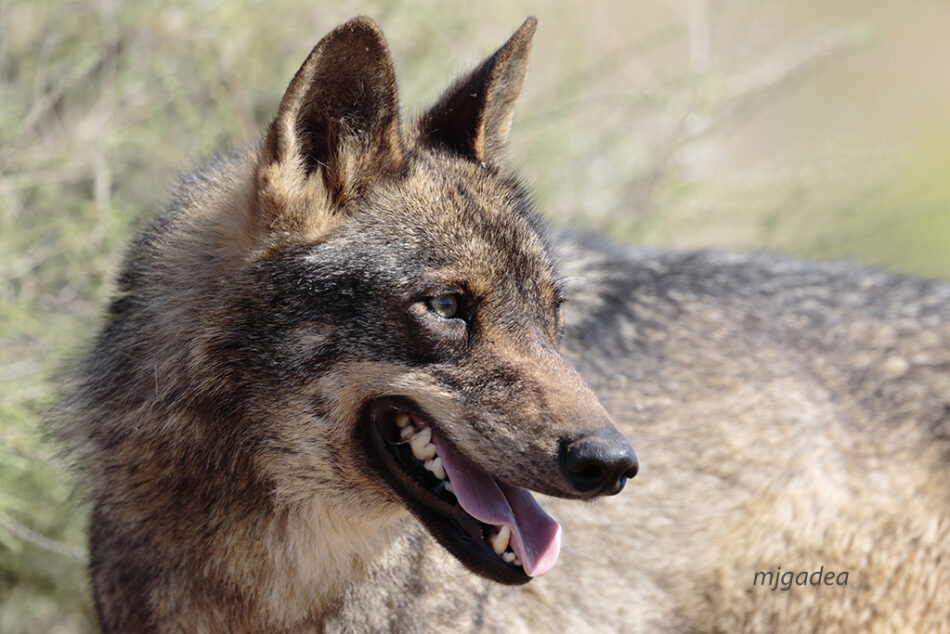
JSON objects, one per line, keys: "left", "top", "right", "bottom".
{"left": 66, "top": 17, "right": 636, "bottom": 595}
{"left": 235, "top": 16, "right": 639, "bottom": 584}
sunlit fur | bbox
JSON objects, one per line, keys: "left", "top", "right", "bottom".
{"left": 52, "top": 16, "right": 950, "bottom": 633}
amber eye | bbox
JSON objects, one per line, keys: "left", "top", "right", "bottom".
{"left": 427, "top": 294, "right": 460, "bottom": 319}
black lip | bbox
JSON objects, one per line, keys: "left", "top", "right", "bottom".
{"left": 361, "top": 397, "right": 530, "bottom": 585}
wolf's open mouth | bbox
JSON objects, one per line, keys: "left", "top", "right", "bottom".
{"left": 363, "top": 398, "right": 561, "bottom": 585}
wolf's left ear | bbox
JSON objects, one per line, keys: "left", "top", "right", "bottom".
{"left": 257, "top": 17, "right": 402, "bottom": 233}
{"left": 418, "top": 17, "right": 536, "bottom": 165}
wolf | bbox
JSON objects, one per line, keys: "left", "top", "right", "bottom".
{"left": 53, "top": 15, "right": 950, "bottom": 633}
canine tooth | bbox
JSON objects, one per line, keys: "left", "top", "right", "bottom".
{"left": 502, "top": 551, "right": 516, "bottom": 563}
{"left": 444, "top": 481, "right": 453, "bottom": 493}
{"left": 424, "top": 457, "right": 446, "bottom": 480}
{"left": 512, "top": 555, "right": 521, "bottom": 566}
{"left": 395, "top": 412, "right": 411, "bottom": 428}
{"left": 410, "top": 428, "right": 436, "bottom": 460}
{"left": 399, "top": 425, "right": 415, "bottom": 440}
{"left": 489, "top": 525, "right": 510, "bottom": 554}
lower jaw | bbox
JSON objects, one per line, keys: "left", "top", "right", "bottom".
{"left": 362, "top": 397, "right": 531, "bottom": 585}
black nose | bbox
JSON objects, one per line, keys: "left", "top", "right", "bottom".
{"left": 559, "top": 431, "right": 638, "bottom": 496}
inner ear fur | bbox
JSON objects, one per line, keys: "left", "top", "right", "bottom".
{"left": 257, "top": 16, "right": 403, "bottom": 235}
{"left": 419, "top": 17, "right": 537, "bottom": 165}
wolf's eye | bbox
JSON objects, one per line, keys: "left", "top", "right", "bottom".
{"left": 428, "top": 294, "right": 460, "bottom": 319}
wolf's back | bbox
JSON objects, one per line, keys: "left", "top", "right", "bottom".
{"left": 544, "top": 233, "right": 950, "bottom": 632}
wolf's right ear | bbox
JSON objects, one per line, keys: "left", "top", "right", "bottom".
{"left": 256, "top": 17, "right": 402, "bottom": 236}
{"left": 418, "top": 17, "right": 536, "bottom": 166}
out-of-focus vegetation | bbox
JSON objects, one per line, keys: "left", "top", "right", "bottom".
{"left": 1, "top": 0, "right": 947, "bottom": 631}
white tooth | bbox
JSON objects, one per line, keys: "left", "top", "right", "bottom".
{"left": 502, "top": 551, "right": 516, "bottom": 563}
{"left": 395, "top": 412, "right": 411, "bottom": 428}
{"left": 444, "top": 481, "right": 454, "bottom": 493}
{"left": 489, "top": 525, "right": 510, "bottom": 554}
{"left": 432, "top": 457, "right": 446, "bottom": 480}
{"left": 512, "top": 556, "right": 521, "bottom": 566}
{"left": 410, "top": 428, "right": 436, "bottom": 460}
{"left": 414, "top": 427, "right": 431, "bottom": 445}
{"left": 399, "top": 425, "right": 415, "bottom": 440}
{"left": 424, "top": 457, "right": 446, "bottom": 480}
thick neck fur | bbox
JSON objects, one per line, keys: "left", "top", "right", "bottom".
{"left": 87, "top": 404, "right": 408, "bottom": 632}
{"left": 58, "top": 150, "right": 408, "bottom": 631}
{"left": 208, "top": 495, "right": 405, "bottom": 630}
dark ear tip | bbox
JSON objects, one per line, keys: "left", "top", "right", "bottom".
{"left": 502, "top": 17, "right": 537, "bottom": 56}
{"left": 321, "top": 16, "right": 389, "bottom": 53}
{"left": 520, "top": 16, "right": 538, "bottom": 36}
{"left": 339, "top": 15, "right": 385, "bottom": 37}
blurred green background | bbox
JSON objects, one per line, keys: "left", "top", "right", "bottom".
{"left": 1, "top": 0, "right": 948, "bottom": 631}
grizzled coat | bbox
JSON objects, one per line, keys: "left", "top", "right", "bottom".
{"left": 53, "top": 16, "right": 950, "bottom": 634}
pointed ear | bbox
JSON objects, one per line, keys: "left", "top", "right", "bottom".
{"left": 257, "top": 17, "right": 402, "bottom": 233}
{"left": 418, "top": 17, "right": 536, "bottom": 165}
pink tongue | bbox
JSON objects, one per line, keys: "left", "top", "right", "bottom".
{"left": 431, "top": 431, "right": 561, "bottom": 577}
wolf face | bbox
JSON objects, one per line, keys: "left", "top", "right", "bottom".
{"left": 240, "top": 16, "right": 637, "bottom": 585}
{"left": 56, "top": 17, "right": 639, "bottom": 631}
